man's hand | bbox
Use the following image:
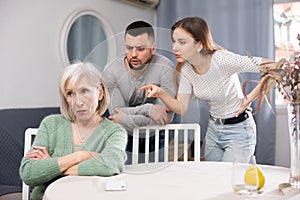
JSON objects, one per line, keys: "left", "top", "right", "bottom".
{"left": 150, "top": 104, "right": 171, "bottom": 125}
{"left": 108, "top": 108, "right": 125, "bottom": 124}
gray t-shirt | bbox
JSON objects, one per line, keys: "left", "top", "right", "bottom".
{"left": 103, "top": 54, "right": 176, "bottom": 131}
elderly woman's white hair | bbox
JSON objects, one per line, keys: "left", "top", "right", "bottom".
{"left": 59, "top": 62, "right": 109, "bottom": 121}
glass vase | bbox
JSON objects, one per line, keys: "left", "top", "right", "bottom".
{"left": 287, "top": 102, "right": 300, "bottom": 188}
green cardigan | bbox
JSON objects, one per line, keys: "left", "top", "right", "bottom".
{"left": 19, "top": 114, "right": 127, "bottom": 200}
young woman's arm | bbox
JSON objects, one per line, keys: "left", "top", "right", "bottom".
{"left": 139, "top": 84, "right": 191, "bottom": 115}
{"left": 236, "top": 59, "right": 279, "bottom": 116}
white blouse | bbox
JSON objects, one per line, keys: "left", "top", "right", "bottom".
{"left": 178, "top": 50, "right": 262, "bottom": 118}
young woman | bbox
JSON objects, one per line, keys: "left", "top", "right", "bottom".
{"left": 140, "top": 16, "right": 276, "bottom": 162}
{"left": 19, "top": 62, "right": 127, "bottom": 200}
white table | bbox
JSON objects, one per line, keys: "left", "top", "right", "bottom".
{"left": 43, "top": 162, "right": 300, "bottom": 200}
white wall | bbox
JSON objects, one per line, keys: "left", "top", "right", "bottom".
{"left": 0, "top": 0, "right": 156, "bottom": 109}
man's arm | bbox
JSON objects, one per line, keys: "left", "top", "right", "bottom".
{"left": 104, "top": 68, "right": 169, "bottom": 127}
{"left": 104, "top": 59, "right": 174, "bottom": 130}
{"left": 236, "top": 58, "right": 278, "bottom": 115}
{"left": 110, "top": 104, "right": 171, "bottom": 131}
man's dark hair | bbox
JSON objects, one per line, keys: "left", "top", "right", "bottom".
{"left": 125, "top": 21, "right": 155, "bottom": 43}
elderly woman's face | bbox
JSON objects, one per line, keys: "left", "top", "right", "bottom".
{"left": 65, "top": 77, "right": 102, "bottom": 122}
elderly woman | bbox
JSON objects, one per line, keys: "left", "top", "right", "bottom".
{"left": 19, "top": 62, "right": 127, "bottom": 200}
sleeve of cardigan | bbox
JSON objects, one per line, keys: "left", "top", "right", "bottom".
{"left": 77, "top": 125, "right": 127, "bottom": 176}
{"left": 19, "top": 118, "right": 62, "bottom": 186}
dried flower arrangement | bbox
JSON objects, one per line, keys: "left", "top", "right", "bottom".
{"left": 243, "top": 34, "right": 300, "bottom": 113}
{"left": 244, "top": 34, "right": 300, "bottom": 187}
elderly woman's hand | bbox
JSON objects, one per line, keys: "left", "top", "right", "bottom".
{"left": 26, "top": 146, "right": 51, "bottom": 160}
{"left": 61, "top": 151, "right": 100, "bottom": 176}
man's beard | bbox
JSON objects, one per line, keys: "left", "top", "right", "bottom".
{"left": 128, "top": 52, "right": 153, "bottom": 71}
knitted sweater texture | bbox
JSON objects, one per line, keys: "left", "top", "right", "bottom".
{"left": 19, "top": 114, "right": 127, "bottom": 200}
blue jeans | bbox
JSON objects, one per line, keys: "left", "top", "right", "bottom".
{"left": 204, "top": 112, "right": 256, "bottom": 162}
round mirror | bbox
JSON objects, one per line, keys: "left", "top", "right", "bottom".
{"left": 60, "top": 10, "right": 116, "bottom": 71}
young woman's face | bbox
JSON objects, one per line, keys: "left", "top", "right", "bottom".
{"left": 65, "top": 77, "right": 102, "bottom": 122}
{"left": 125, "top": 33, "right": 156, "bottom": 69}
{"left": 172, "top": 28, "right": 200, "bottom": 62}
